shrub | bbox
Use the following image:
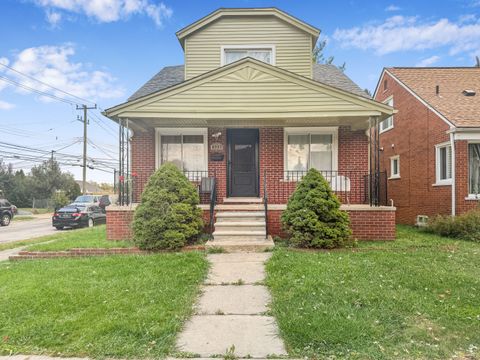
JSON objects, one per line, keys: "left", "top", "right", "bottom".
{"left": 51, "top": 191, "right": 70, "bottom": 210}
{"left": 132, "top": 163, "right": 204, "bottom": 250}
{"left": 281, "top": 168, "right": 351, "bottom": 248}
{"left": 426, "top": 210, "right": 480, "bottom": 242}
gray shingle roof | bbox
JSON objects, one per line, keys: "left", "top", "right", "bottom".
{"left": 128, "top": 63, "right": 369, "bottom": 101}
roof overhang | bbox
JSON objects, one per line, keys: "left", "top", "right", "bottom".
{"left": 176, "top": 8, "right": 320, "bottom": 49}
{"left": 104, "top": 58, "right": 395, "bottom": 132}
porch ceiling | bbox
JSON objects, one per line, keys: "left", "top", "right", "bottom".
{"left": 105, "top": 58, "right": 395, "bottom": 132}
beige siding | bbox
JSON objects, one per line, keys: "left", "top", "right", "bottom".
{"left": 133, "top": 65, "right": 367, "bottom": 115}
{"left": 185, "top": 16, "right": 312, "bottom": 79}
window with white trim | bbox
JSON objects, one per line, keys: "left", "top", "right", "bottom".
{"left": 222, "top": 46, "right": 274, "bottom": 66}
{"left": 435, "top": 143, "right": 452, "bottom": 184}
{"left": 469, "top": 143, "right": 480, "bottom": 195}
{"left": 380, "top": 97, "right": 394, "bottom": 133}
{"left": 156, "top": 129, "right": 207, "bottom": 172}
{"left": 390, "top": 155, "right": 400, "bottom": 179}
{"left": 284, "top": 128, "right": 338, "bottom": 172}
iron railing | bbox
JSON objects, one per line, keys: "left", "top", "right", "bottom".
{"left": 262, "top": 170, "right": 387, "bottom": 206}
{"left": 263, "top": 169, "right": 268, "bottom": 239}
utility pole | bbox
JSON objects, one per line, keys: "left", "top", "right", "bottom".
{"left": 77, "top": 104, "right": 97, "bottom": 194}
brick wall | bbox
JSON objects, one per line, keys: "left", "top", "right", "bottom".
{"left": 106, "top": 207, "right": 134, "bottom": 240}
{"left": 267, "top": 207, "right": 396, "bottom": 241}
{"left": 131, "top": 130, "right": 156, "bottom": 202}
{"left": 375, "top": 72, "right": 453, "bottom": 224}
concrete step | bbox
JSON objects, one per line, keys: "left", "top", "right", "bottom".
{"left": 214, "top": 221, "right": 266, "bottom": 232}
{"left": 223, "top": 197, "right": 263, "bottom": 204}
{"left": 206, "top": 239, "right": 274, "bottom": 253}
{"left": 216, "top": 204, "right": 264, "bottom": 211}
{"left": 216, "top": 211, "right": 265, "bottom": 218}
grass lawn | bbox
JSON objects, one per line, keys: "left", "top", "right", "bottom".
{"left": 19, "top": 208, "right": 51, "bottom": 215}
{"left": 12, "top": 216, "right": 36, "bottom": 222}
{"left": 26, "top": 225, "right": 132, "bottom": 251}
{"left": 266, "top": 225, "right": 480, "bottom": 359}
{"left": 0, "top": 252, "right": 208, "bottom": 358}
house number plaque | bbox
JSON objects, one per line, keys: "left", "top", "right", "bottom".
{"left": 210, "top": 142, "right": 224, "bottom": 152}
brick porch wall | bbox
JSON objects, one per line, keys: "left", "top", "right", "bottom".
{"left": 106, "top": 207, "right": 134, "bottom": 240}
{"left": 131, "top": 130, "right": 156, "bottom": 202}
{"left": 455, "top": 140, "right": 479, "bottom": 214}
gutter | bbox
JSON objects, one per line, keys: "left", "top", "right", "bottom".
{"left": 449, "top": 131, "right": 456, "bottom": 217}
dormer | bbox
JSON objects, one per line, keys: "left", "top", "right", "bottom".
{"left": 176, "top": 8, "right": 320, "bottom": 80}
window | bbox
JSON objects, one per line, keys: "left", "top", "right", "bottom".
{"left": 156, "top": 129, "right": 207, "bottom": 172}
{"left": 435, "top": 143, "right": 452, "bottom": 185}
{"left": 469, "top": 143, "right": 480, "bottom": 195}
{"left": 222, "top": 45, "right": 275, "bottom": 66}
{"left": 380, "top": 97, "right": 394, "bottom": 133}
{"left": 284, "top": 128, "right": 338, "bottom": 172}
{"left": 390, "top": 155, "right": 400, "bottom": 179}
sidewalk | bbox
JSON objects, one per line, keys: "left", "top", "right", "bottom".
{"left": 176, "top": 252, "right": 287, "bottom": 358}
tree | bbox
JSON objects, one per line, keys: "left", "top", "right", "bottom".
{"left": 132, "top": 163, "right": 203, "bottom": 250}
{"left": 312, "top": 39, "right": 346, "bottom": 71}
{"left": 281, "top": 168, "right": 352, "bottom": 248}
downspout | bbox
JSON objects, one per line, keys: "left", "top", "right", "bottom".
{"left": 450, "top": 131, "right": 456, "bottom": 216}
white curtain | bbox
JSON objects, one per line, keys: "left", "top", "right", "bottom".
{"left": 161, "top": 134, "right": 205, "bottom": 171}
{"left": 224, "top": 49, "right": 272, "bottom": 65}
{"left": 287, "top": 134, "right": 309, "bottom": 171}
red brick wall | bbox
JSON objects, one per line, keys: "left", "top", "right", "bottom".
{"left": 106, "top": 208, "right": 134, "bottom": 240}
{"left": 267, "top": 208, "right": 396, "bottom": 241}
{"left": 131, "top": 130, "right": 156, "bottom": 202}
{"left": 131, "top": 126, "right": 369, "bottom": 205}
{"left": 375, "top": 72, "right": 453, "bottom": 224}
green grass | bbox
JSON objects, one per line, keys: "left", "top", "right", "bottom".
{"left": 26, "top": 226, "right": 132, "bottom": 251}
{"left": 12, "top": 216, "right": 36, "bottom": 222}
{"left": 19, "top": 208, "right": 51, "bottom": 215}
{"left": 0, "top": 252, "right": 208, "bottom": 358}
{"left": 0, "top": 237, "right": 52, "bottom": 252}
{"left": 266, "top": 226, "right": 480, "bottom": 359}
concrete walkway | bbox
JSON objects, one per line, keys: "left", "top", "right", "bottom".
{"left": 176, "top": 252, "right": 287, "bottom": 358}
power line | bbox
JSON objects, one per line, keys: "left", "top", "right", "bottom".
{"left": 0, "top": 62, "right": 97, "bottom": 106}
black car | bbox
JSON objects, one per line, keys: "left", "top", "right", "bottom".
{"left": 0, "top": 199, "right": 14, "bottom": 226}
{"left": 52, "top": 204, "right": 106, "bottom": 230}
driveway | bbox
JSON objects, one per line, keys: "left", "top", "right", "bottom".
{"left": 0, "top": 217, "right": 57, "bottom": 244}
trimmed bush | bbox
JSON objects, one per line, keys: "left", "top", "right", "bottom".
{"left": 133, "top": 163, "right": 203, "bottom": 250}
{"left": 426, "top": 210, "right": 480, "bottom": 242}
{"left": 281, "top": 168, "right": 352, "bottom": 248}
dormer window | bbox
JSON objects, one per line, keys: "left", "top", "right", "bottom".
{"left": 221, "top": 45, "right": 275, "bottom": 66}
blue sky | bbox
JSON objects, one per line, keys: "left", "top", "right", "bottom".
{"left": 1, "top": 0, "right": 479, "bottom": 183}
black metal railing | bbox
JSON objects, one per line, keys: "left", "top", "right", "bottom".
{"left": 263, "top": 169, "right": 268, "bottom": 239}
{"left": 209, "top": 176, "right": 217, "bottom": 236}
{"left": 262, "top": 170, "right": 387, "bottom": 206}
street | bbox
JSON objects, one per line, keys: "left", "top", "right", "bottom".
{"left": 0, "top": 217, "right": 57, "bottom": 244}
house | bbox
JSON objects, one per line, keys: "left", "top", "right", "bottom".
{"left": 374, "top": 67, "right": 480, "bottom": 224}
{"left": 104, "top": 8, "right": 396, "bottom": 246}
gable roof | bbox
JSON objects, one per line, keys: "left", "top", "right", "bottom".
{"left": 129, "top": 63, "right": 369, "bottom": 101}
{"left": 106, "top": 57, "right": 393, "bottom": 125}
{"left": 385, "top": 67, "right": 480, "bottom": 127}
{"left": 176, "top": 8, "right": 320, "bottom": 49}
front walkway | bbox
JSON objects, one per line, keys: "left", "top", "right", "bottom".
{"left": 176, "top": 252, "right": 287, "bottom": 358}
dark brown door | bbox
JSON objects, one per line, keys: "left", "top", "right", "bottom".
{"left": 228, "top": 129, "right": 259, "bottom": 197}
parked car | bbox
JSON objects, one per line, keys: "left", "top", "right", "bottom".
{"left": 52, "top": 204, "right": 106, "bottom": 230}
{"left": 72, "top": 194, "right": 101, "bottom": 205}
{"left": 0, "top": 199, "right": 15, "bottom": 226}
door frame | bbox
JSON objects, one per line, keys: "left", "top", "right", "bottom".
{"left": 227, "top": 128, "right": 260, "bottom": 197}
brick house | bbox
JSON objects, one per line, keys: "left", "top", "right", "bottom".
{"left": 104, "top": 8, "right": 396, "bottom": 246}
{"left": 374, "top": 67, "right": 480, "bottom": 224}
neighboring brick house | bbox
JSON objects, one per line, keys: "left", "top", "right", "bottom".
{"left": 104, "top": 8, "right": 396, "bottom": 244}
{"left": 374, "top": 67, "right": 480, "bottom": 224}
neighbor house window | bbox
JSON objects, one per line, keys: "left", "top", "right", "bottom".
{"left": 390, "top": 155, "right": 400, "bottom": 179}
{"left": 379, "top": 97, "right": 394, "bottom": 133}
{"left": 435, "top": 143, "right": 452, "bottom": 185}
{"left": 284, "top": 128, "right": 338, "bottom": 172}
{"left": 469, "top": 143, "right": 480, "bottom": 195}
{"left": 222, "top": 45, "right": 275, "bottom": 66}
{"left": 156, "top": 128, "right": 207, "bottom": 172}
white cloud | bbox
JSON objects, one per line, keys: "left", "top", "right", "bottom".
{"left": 0, "top": 100, "right": 15, "bottom": 110}
{"left": 385, "top": 4, "right": 401, "bottom": 11}
{"left": 0, "top": 44, "right": 124, "bottom": 103}
{"left": 333, "top": 15, "right": 480, "bottom": 56}
{"left": 46, "top": 9, "right": 62, "bottom": 27}
{"left": 33, "top": 0, "right": 172, "bottom": 26}
{"left": 416, "top": 55, "right": 440, "bottom": 67}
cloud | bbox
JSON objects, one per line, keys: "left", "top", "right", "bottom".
{"left": 0, "top": 100, "right": 15, "bottom": 110}
{"left": 46, "top": 9, "right": 62, "bottom": 27}
{"left": 333, "top": 15, "right": 480, "bottom": 56}
{"left": 385, "top": 4, "right": 401, "bottom": 11}
{"left": 416, "top": 55, "right": 440, "bottom": 67}
{"left": 0, "top": 44, "right": 125, "bottom": 103}
{"left": 33, "top": 0, "right": 172, "bottom": 26}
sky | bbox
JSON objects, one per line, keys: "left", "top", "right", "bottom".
{"left": 0, "top": 0, "right": 479, "bottom": 184}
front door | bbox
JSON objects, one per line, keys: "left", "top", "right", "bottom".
{"left": 228, "top": 129, "right": 259, "bottom": 197}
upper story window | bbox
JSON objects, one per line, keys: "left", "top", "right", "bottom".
{"left": 221, "top": 45, "right": 275, "bottom": 66}
{"left": 380, "top": 97, "right": 394, "bottom": 133}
